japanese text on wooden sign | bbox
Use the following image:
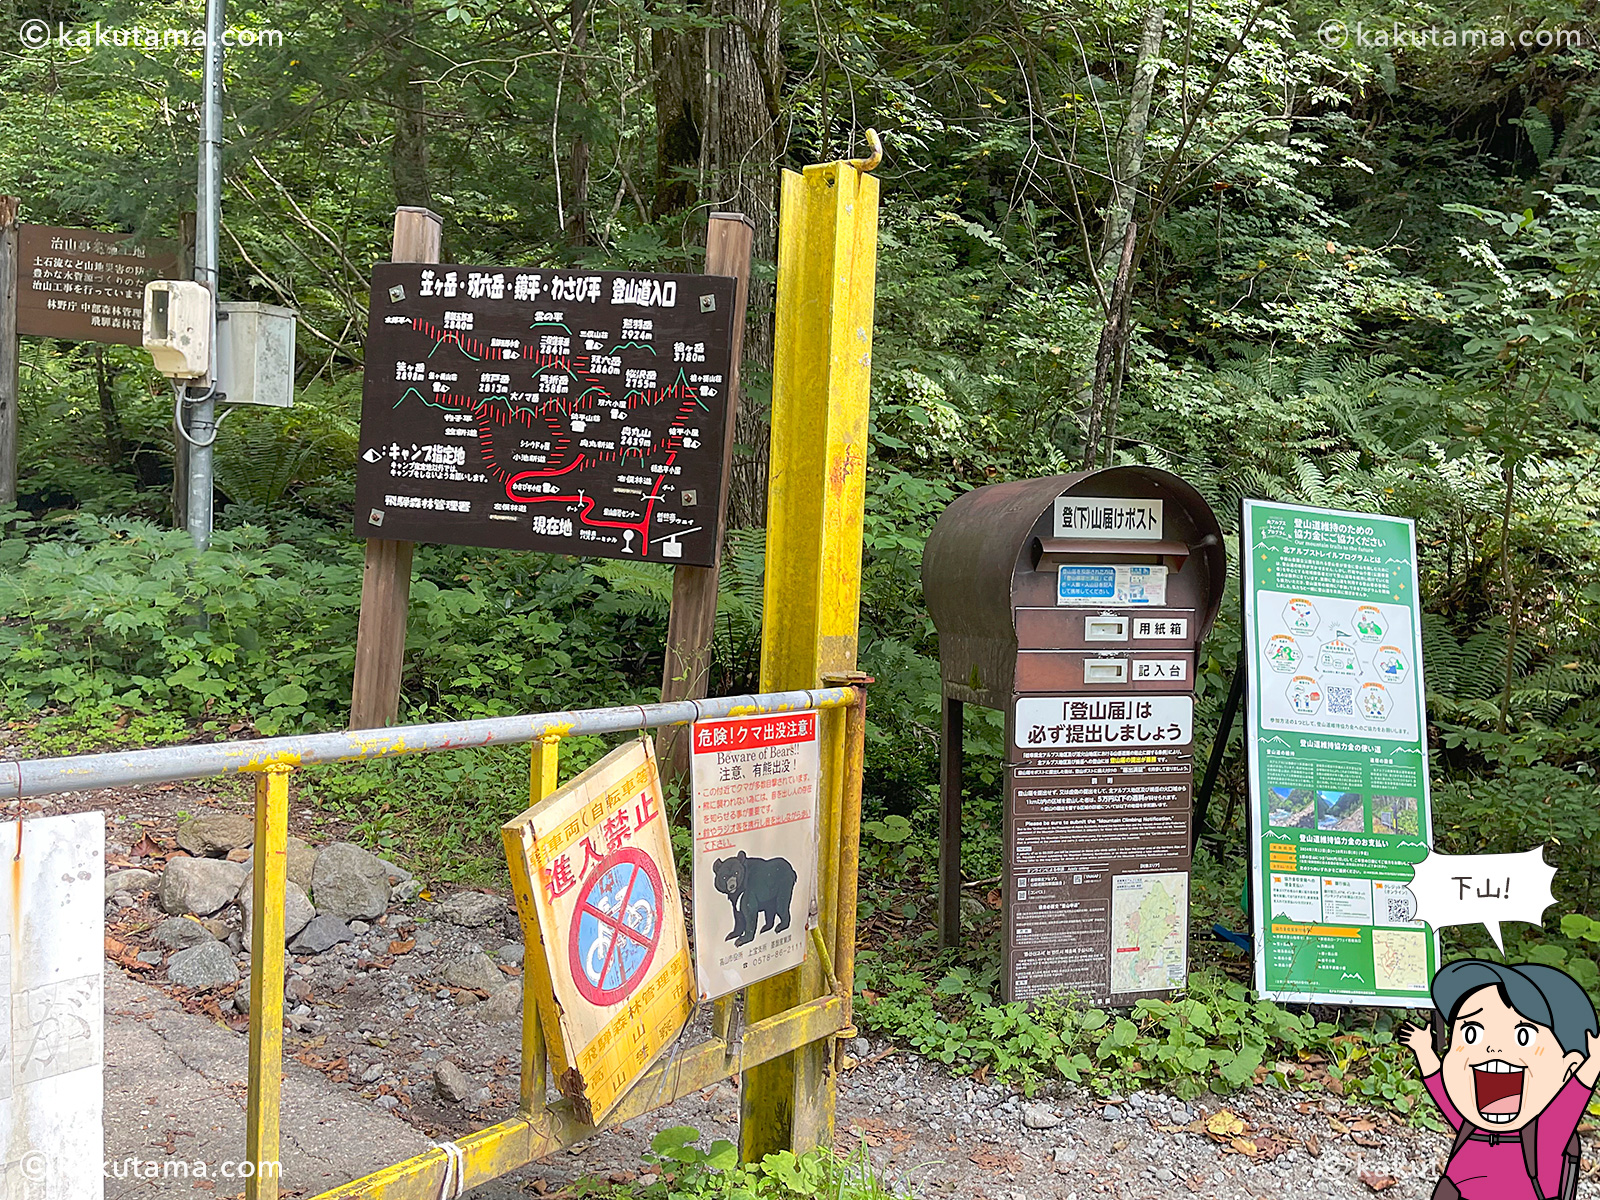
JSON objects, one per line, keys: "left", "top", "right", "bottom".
{"left": 502, "top": 739, "right": 692, "bottom": 1125}
{"left": 690, "top": 712, "right": 820, "bottom": 1001}
{"left": 355, "top": 263, "right": 737, "bottom": 566}
{"left": 1242, "top": 499, "right": 1436, "bottom": 1007}
{"left": 17, "top": 224, "right": 177, "bottom": 346}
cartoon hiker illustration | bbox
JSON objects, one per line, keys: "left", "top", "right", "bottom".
{"left": 1403, "top": 959, "right": 1600, "bottom": 1200}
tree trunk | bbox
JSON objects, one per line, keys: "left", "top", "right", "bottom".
{"left": 716, "top": 0, "right": 781, "bottom": 529}
{"left": 388, "top": 0, "right": 432, "bottom": 210}
{"left": 567, "top": 0, "right": 593, "bottom": 246}
{"left": 651, "top": 24, "right": 704, "bottom": 217}
{"left": 1097, "top": 4, "right": 1164, "bottom": 292}
{"left": 652, "top": 0, "right": 781, "bottom": 528}
{"left": 92, "top": 347, "right": 126, "bottom": 470}
{"left": 1497, "top": 458, "right": 1518, "bottom": 734}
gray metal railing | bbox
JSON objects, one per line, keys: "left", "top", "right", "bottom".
{"left": 1, "top": 687, "right": 856, "bottom": 799}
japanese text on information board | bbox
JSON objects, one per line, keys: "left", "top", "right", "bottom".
{"left": 1243, "top": 500, "right": 1436, "bottom": 1006}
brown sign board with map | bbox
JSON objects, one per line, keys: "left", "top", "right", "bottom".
{"left": 16, "top": 224, "right": 177, "bottom": 346}
{"left": 354, "top": 263, "right": 738, "bottom": 567}
{"left": 922, "top": 468, "right": 1229, "bottom": 1004}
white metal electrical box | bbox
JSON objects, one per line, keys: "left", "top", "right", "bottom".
{"left": 142, "top": 280, "right": 213, "bottom": 378}
{"left": 216, "top": 301, "right": 296, "bottom": 407}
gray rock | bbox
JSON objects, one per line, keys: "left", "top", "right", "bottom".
{"left": 235, "top": 988, "right": 250, "bottom": 1015}
{"left": 496, "top": 943, "right": 525, "bottom": 966}
{"left": 362, "top": 1064, "right": 385, "bottom": 1084}
{"left": 166, "top": 940, "right": 240, "bottom": 989}
{"left": 158, "top": 857, "right": 247, "bottom": 916}
{"left": 136, "top": 949, "right": 164, "bottom": 965}
{"left": 310, "top": 843, "right": 391, "bottom": 921}
{"left": 153, "top": 916, "right": 217, "bottom": 950}
{"left": 284, "top": 976, "right": 313, "bottom": 1005}
{"left": 437, "top": 891, "right": 506, "bottom": 927}
{"left": 175, "top": 812, "right": 256, "bottom": 857}
{"left": 446, "top": 952, "right": 506, "bottom": 992}
{"left": 111, "top": 893, "right": 136, "bottom": 910}
{"left": 1053, "top": 1147, "right": 1079, "bottom": 1166}
{"left": 850, "top": 1037, "right": 871, "bottom": 1059}
{"left": 238, "top": 871, "right": 315, "bottom": 951}
{"left": 374, "top": 1095, "right": 400, "bottom": 1110}
{"left": 289, "top": 914, "right": 354, "bottom": 954}
{"left": 482, "top": 983, "right": 522, "bottom": 1025}
{"left": 1102, "top": 1104, "right": 1124, "bottom": 1121}
{"left": 391, "top": 878, "right": 424, "bottom": 904}
{"left": 350, "top": 920, "right": 370, "bottom": 935}
{"left": 1023, "top": 1103, "right": 1063, "bottom": 1130}
{"left": 435, "top": 1060, "right": 473, "bottom": 1103}
{"left": 377, "top": 858, "right": 413, "bottom": 884}
{"left": 286, "top": 838, "right": 318, "bottom": 891}
{"left": 105, "top": 868, "right": 159, "bottom": 898}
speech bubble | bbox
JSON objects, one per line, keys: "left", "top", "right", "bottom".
{"left": 1405, "top": 846, "right": 1557, "bottom": 953}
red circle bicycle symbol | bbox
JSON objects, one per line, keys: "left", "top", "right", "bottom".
{"left": 568, "top": 846, "right": 665, "bottom": 1006}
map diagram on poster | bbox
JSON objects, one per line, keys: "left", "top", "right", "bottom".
{"left": 1110, "top": 872, "right": 1188, "bottom": 994}
{"left": 1254, "top": 591, "right": 1418, "bottom": 742}
{"left": 691, "top": 712, "right": 820, "bottom": 1001}
{"left": 355, "top": 263, "right": 738, "bottom": 566}
{"left": 502, "top": 740, "right": 692, "bottom": 1126}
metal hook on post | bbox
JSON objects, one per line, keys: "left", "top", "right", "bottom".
{"left": 848, "top": 129, "right": 883, "bottom": 174}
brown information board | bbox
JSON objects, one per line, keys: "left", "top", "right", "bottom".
{"left": 17, "top": 225, "right": 176, "bottom": 345}
{"left": 354, "top": 263, "right": 738, "bottom": 566}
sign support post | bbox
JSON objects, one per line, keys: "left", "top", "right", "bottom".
{"left": 739, "top": 139, "right": 879, "bottom": 1161}
{"left": 348, "top": 206, "right": 442, "bottom": 730}
{"left": 656, "top": 213, "right": 754, "bottom": 789}
{"left": 0, "top": 196, "right": 16, "bottom": 507}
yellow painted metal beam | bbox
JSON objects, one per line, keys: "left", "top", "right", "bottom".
{"left": 306, "top": 996, "right": 847, "bottom": 1200}
{"left": 744, "top": 145, "right": 880, "bottom": 1160}
{"left": 518, "top": 737, "right": 559, "bottom": 1112}
{"left": 246, "top": 765, "right": 292, "bottom": 1200}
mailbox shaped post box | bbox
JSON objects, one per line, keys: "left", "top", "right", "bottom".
{"left": 922, "top": 468, "right": 1224, "bottom": 1004}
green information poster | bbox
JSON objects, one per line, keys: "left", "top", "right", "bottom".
{"left": 1242, "top": 500, "right": 1437, "bottom": 1006}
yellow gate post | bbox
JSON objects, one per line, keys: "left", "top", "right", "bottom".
{"left": 246, "top": 763, "right": 293, "bottom": 1200}
{"left": 740, "top": 134, "right": 881, "bottom": 1160}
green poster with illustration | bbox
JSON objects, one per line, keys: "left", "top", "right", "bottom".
{"left": 1242, "top": 500, "right": 1437, "bottom": 1006}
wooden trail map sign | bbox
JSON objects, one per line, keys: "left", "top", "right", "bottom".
{"left": 502, "top": 739, "right": 693, "bottom": 1126}
{"left": 17, "top": 224, "right": 176, "bottom": 345}
{"left": 1242, "top": 499, "right": 1436, "bottom": 1006}
{"left": 355, "top": 263, "right": 738, "bottom": 566}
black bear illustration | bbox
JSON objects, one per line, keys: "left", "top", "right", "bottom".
{"left": 712, "top": 851, "right": 797, "bottom": 947}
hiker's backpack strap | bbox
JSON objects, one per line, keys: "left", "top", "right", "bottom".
{"left": 1450, "top": 1121, "right": 1475, "bottom": 1160}
{"left": 1556, "top": 1129, "right": 1582, "bottom": 1200}
{"left": 1519, "top": 1118, "right": 1539, "bottom": 1195}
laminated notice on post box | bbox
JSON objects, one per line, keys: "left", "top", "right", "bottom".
{"left": 1015, "top": 695, "right": 1193, "bottom": 748}
{"left": 1054, "top": 496, "right": 1163, "bottom": 539}
{"left": 1057, "top": 564, "right": 1167, "bottom": 607}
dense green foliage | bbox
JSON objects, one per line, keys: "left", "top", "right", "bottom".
{"left": 2, "top": 0, "right": 1598, "bottom": 1117}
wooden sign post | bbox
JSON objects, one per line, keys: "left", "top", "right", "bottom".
{"left": 656, "top": 213, "right": 754, "bottom": 788}
{"left": 0, "top": 197, "right": 18, "bottom": 507}
{"left": 348, "top": 206, "right": 442, "bottom": 730}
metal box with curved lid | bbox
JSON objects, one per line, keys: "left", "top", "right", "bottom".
{"left": 922, "top": 467, "right": 1225, "bottom": 1003}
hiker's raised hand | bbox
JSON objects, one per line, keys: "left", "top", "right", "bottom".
{"left": 1403, "top": 1023, "right": 1440, "bottom": 1076}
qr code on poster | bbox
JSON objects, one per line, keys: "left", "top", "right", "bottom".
{"left": 1327, "top": 686, "right": 1354, "bottom": 716}
{"left": 1384, "top": 887, "right": 1417, "bottom": 924}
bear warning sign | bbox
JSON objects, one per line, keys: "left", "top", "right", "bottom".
{"left": 501, "top": 738, "right": 692, "bottom": 1125}
{"left": 690, "top": 711, "right": 821, "bottom": 1001}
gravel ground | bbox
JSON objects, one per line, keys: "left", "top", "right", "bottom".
{"left": 11, "top": 758, "right": 1597, "bottom": 1199}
